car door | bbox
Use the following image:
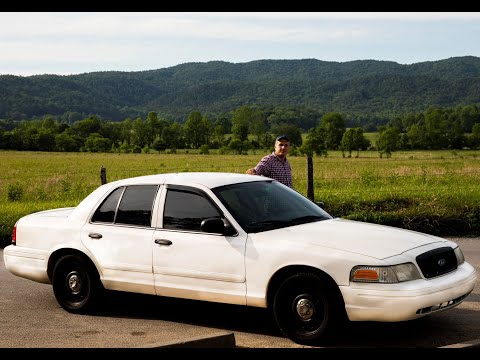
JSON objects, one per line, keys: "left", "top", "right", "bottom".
{"left": 152, "top": 185, "right": 248, "bottom": 305}
{"left": 81, "top": 184, "right": 159, "bottom": 295}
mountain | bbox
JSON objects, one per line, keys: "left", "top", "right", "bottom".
{"left": 1, "top": 56, "right": 480, "bottom": 121}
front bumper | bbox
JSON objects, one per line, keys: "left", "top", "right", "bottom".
{"left": 341, "top": 262, "right": 477, "bottom": 322}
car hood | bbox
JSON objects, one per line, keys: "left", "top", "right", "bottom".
{"left": 252, "top": 218, "right": 448, "bottom": 259}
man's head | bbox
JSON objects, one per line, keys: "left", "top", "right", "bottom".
{"left": 274, "top": 134, "right": 290, "bottom": 159}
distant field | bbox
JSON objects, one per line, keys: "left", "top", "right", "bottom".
{"left": 364, "top": 132, "right": 379, "bottom": 144}
{"left": 1, "top": 149, "right": 480, "bottom": 244}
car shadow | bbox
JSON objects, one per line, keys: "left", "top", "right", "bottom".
{"left": 99, "top": 290, "right": 281, "bottom": 336}
{"left": 95, "top": 290, "right": 480, "bottom": 348}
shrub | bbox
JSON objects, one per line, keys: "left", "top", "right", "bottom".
{"left": 7, "top": 183, "right": 24, "bottom": 202}
{"left": 199, "top": 144, "right": 210, "bottom": 155}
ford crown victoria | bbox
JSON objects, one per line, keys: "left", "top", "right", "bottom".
{"left": 3, "top": 172, "right": 477, "bottom": 345}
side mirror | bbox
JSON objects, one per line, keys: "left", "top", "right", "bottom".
{"left": 201, "top": 218, "right": 236, "bottom": 235}
{"left": 316, "top": 201, "right": 325, "bottom": 209}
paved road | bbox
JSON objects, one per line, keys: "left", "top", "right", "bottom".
{"left": 0, "top": 236, "right": 479, "bottom": 349}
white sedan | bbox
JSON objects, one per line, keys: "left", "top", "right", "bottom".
{"left": 3, "top": 172, "right": 477, "bottom": 346}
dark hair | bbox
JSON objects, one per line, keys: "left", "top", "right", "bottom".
{"left": 275, "top": 134, "right": 290, "bottom": 142}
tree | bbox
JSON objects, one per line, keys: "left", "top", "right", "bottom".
{"left": 299, "top": 127, "right": 328, "bottom": 157}
{"left": 319, "top": 112, "right": 345, "bottom": 150}
{"left": 36, "top": 128, "right": 56, "bottom": 151}
{"left": 84, "top": 133, "right": 111, "bottom": 152}
{"left": 231, "top": 106, "right": 261, "bottom": 142}
{"left": 55, "top": 132, "right": 80, "bottom": 152}
{"left": 228, "top": 138, "right": 250, "bottom": 155}
{"left": 131, "top": 117, "right": 149, "bottom": 148}
{"left": 210, "top": 124, "right": 226, "bottom": 149}
{"left": 454, "top": 104, "right": 480, "bottom": 132}
{"left": 162, "top": 122, "right": 184, "bottom": 150}
{"left": 469, "top": 123, "right": 480, "bottom": 149}
{"left": 183, "top": 111, "right": 205, "bottom": 148}
{"left": 377, "top": 127, "right": 400, "bottom": 158}
{"left": 405, "top": 123, "right": 427, "bottom": 150}
{"left": 199, "top": 116, "right": 212, "bottom": 146}
{"left": 424, "top": 108, "right": 449, "bottom": 149}
{"left": 341, "top": 127, "right": 370, "bottom": 157}
{"left": 69, "top": 115, "right": 104, "bottom": 140}
{"left": 152, "top": 136, "right": 167, "bottom": 153}
{"left": 145, "top": 112, "right": 162, "bottom": 145}
{"left": 249, "top": 111, "right": 268, "bottom": 146}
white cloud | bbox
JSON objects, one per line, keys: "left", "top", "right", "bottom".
{"left": 1, "top": 12, "right": 480, "bottom": 76}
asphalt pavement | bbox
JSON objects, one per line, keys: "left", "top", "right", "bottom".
{"left": 1, "top": 236, "right": 479, "bottom": 349}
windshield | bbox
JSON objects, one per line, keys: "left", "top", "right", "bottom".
{"left": 212, "top": 180, "right": 332, "bottom": 233}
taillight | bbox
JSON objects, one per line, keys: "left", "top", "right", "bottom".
{"left": 12, "top": 223, "right": 17, "bottom": 245}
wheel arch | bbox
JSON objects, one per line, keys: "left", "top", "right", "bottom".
{"left": 47, "top": 249, "right": 100, "bottom": 283}
{"left": 266, "top": 265, "right": 345, "bottom": 312}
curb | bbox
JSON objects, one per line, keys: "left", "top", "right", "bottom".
{"left": 439, "top": 338, "right": 480, "bottom": 348}
{"left": 138, "top": 331, "right": 236, "bottom": 348}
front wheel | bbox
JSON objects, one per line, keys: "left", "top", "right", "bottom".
{"left": 272, "top": 272, "right": 342, "bottom": 346}
{"left": 52, "top": 255, "right": 103, "bottom": 314}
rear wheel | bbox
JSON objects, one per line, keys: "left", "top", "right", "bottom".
{"left": 272, "top": 272, "right": 341, "bottom": 346}
{"left": 52, "top": 255, "right": 103, "bottom": 314}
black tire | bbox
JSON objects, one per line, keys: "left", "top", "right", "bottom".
{"left": 52, "top": 255, "right": 103, "bottom": 314}
{"left": 272, "top": 272, "right": 341, "bottom": 346}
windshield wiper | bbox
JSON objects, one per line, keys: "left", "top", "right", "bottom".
{"left": 248, "top": 220, "right": 291, "bottom": 227}
{"left": 247, "top": 216, "right": 325, "bottom": 232}
{"left": 290, "top": 215, "right": 325, "bottom": 225}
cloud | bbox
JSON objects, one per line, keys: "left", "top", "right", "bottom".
{"left": 1, "top": 12, "right": 479, "bottom": 76}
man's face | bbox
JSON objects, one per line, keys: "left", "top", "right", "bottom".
{"left": 274, "top": 139, "right": 290, "bottom": 157}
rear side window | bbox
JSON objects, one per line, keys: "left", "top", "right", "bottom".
{"left": 91, "top": 187, "right": 124, "bottom": 223}
{"left": 91, "top": 185, "right": 158, "bottom": 227}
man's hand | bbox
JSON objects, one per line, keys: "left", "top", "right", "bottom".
{"left": 246, "top": 168, "right": 256, "bottom": 175}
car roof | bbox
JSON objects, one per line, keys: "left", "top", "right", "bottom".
{"left": 109, "top": 172, "right": 270, "bottom": 189}
{"left": 70, "top": 172, "right": 272, "bottom": 222}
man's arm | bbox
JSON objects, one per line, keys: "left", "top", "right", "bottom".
{"left": 249, "top": 155, "right": 271, "bottom": 177}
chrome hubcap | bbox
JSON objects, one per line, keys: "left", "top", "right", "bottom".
{"left": 296, "top": 298, "right": 314, "bottom": 320}
{"left": 67, "top": 272, "right": 82, "bottom": 294}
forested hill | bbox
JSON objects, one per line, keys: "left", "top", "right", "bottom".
{"left": 2, "top": 56, "right": 480, "bottom": 121}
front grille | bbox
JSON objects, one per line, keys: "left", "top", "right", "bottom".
{"left": 416, "top": 247, "right": 457, "bottom": 279}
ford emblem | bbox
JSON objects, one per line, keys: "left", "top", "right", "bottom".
{"left": 438, "top": 258, "right": 446, "bottom": 266}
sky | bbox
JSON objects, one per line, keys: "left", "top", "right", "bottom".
{"left": 2, "top": 12, "right": 480, "bottom": 77}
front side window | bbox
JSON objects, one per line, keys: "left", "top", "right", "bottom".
{"left": 91, "top": 185, "right": 158, "bottom": 227}
{"left": 163, "top": 188, "right": 221, "bottom": 231}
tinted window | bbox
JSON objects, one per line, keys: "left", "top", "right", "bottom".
{"left": 116, "top": 185, "right": 158, "bottom": 227}
{"left": 213, "top": 181, "right": 332, "bottom": 233}
{"left": 163, "top": 189, "right": 221, "bottom": 231}
{"left": 91, "top": 187, "right": 124, "bottom": 223}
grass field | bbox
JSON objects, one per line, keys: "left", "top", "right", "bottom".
{"left": 1, "top": 149, "right": 480, "bottom": 245}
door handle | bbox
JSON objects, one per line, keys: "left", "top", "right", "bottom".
{"left": 88, "top": 233, "right": 103, "bottom": 239}
{"left": 155, "top": 239, "right": 172, "bottom": 246}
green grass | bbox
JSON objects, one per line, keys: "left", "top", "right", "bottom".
{"left": 1, "top": 149, "right": 480, "bottom": 246}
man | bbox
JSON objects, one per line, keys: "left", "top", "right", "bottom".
{"left": 246, "top": 134, "right": 293, "bottom": 188}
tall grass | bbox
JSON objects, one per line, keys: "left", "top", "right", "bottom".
{"left": 1, "top": 149, "right": 480, "bottom": 245}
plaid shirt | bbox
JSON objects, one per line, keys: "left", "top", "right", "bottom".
{"left": 254, "top": 152, "right": 293, "bottom": 188}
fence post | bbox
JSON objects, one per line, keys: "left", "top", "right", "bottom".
{"left": 100, "top": 165, "right": 107, "bottom": 185}
{"left": 307, "top": 155, "right": 314, "bottom": 202}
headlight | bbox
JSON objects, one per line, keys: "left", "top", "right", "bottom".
{"left": 454, "top": 246, "right": 465, "bottom": 265}
{"left": 350, "top": 263, "right": 421, "bottom": 283}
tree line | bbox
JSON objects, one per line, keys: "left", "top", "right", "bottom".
{"left": 1, "top": 104, "right": 480, "bottom": 156}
